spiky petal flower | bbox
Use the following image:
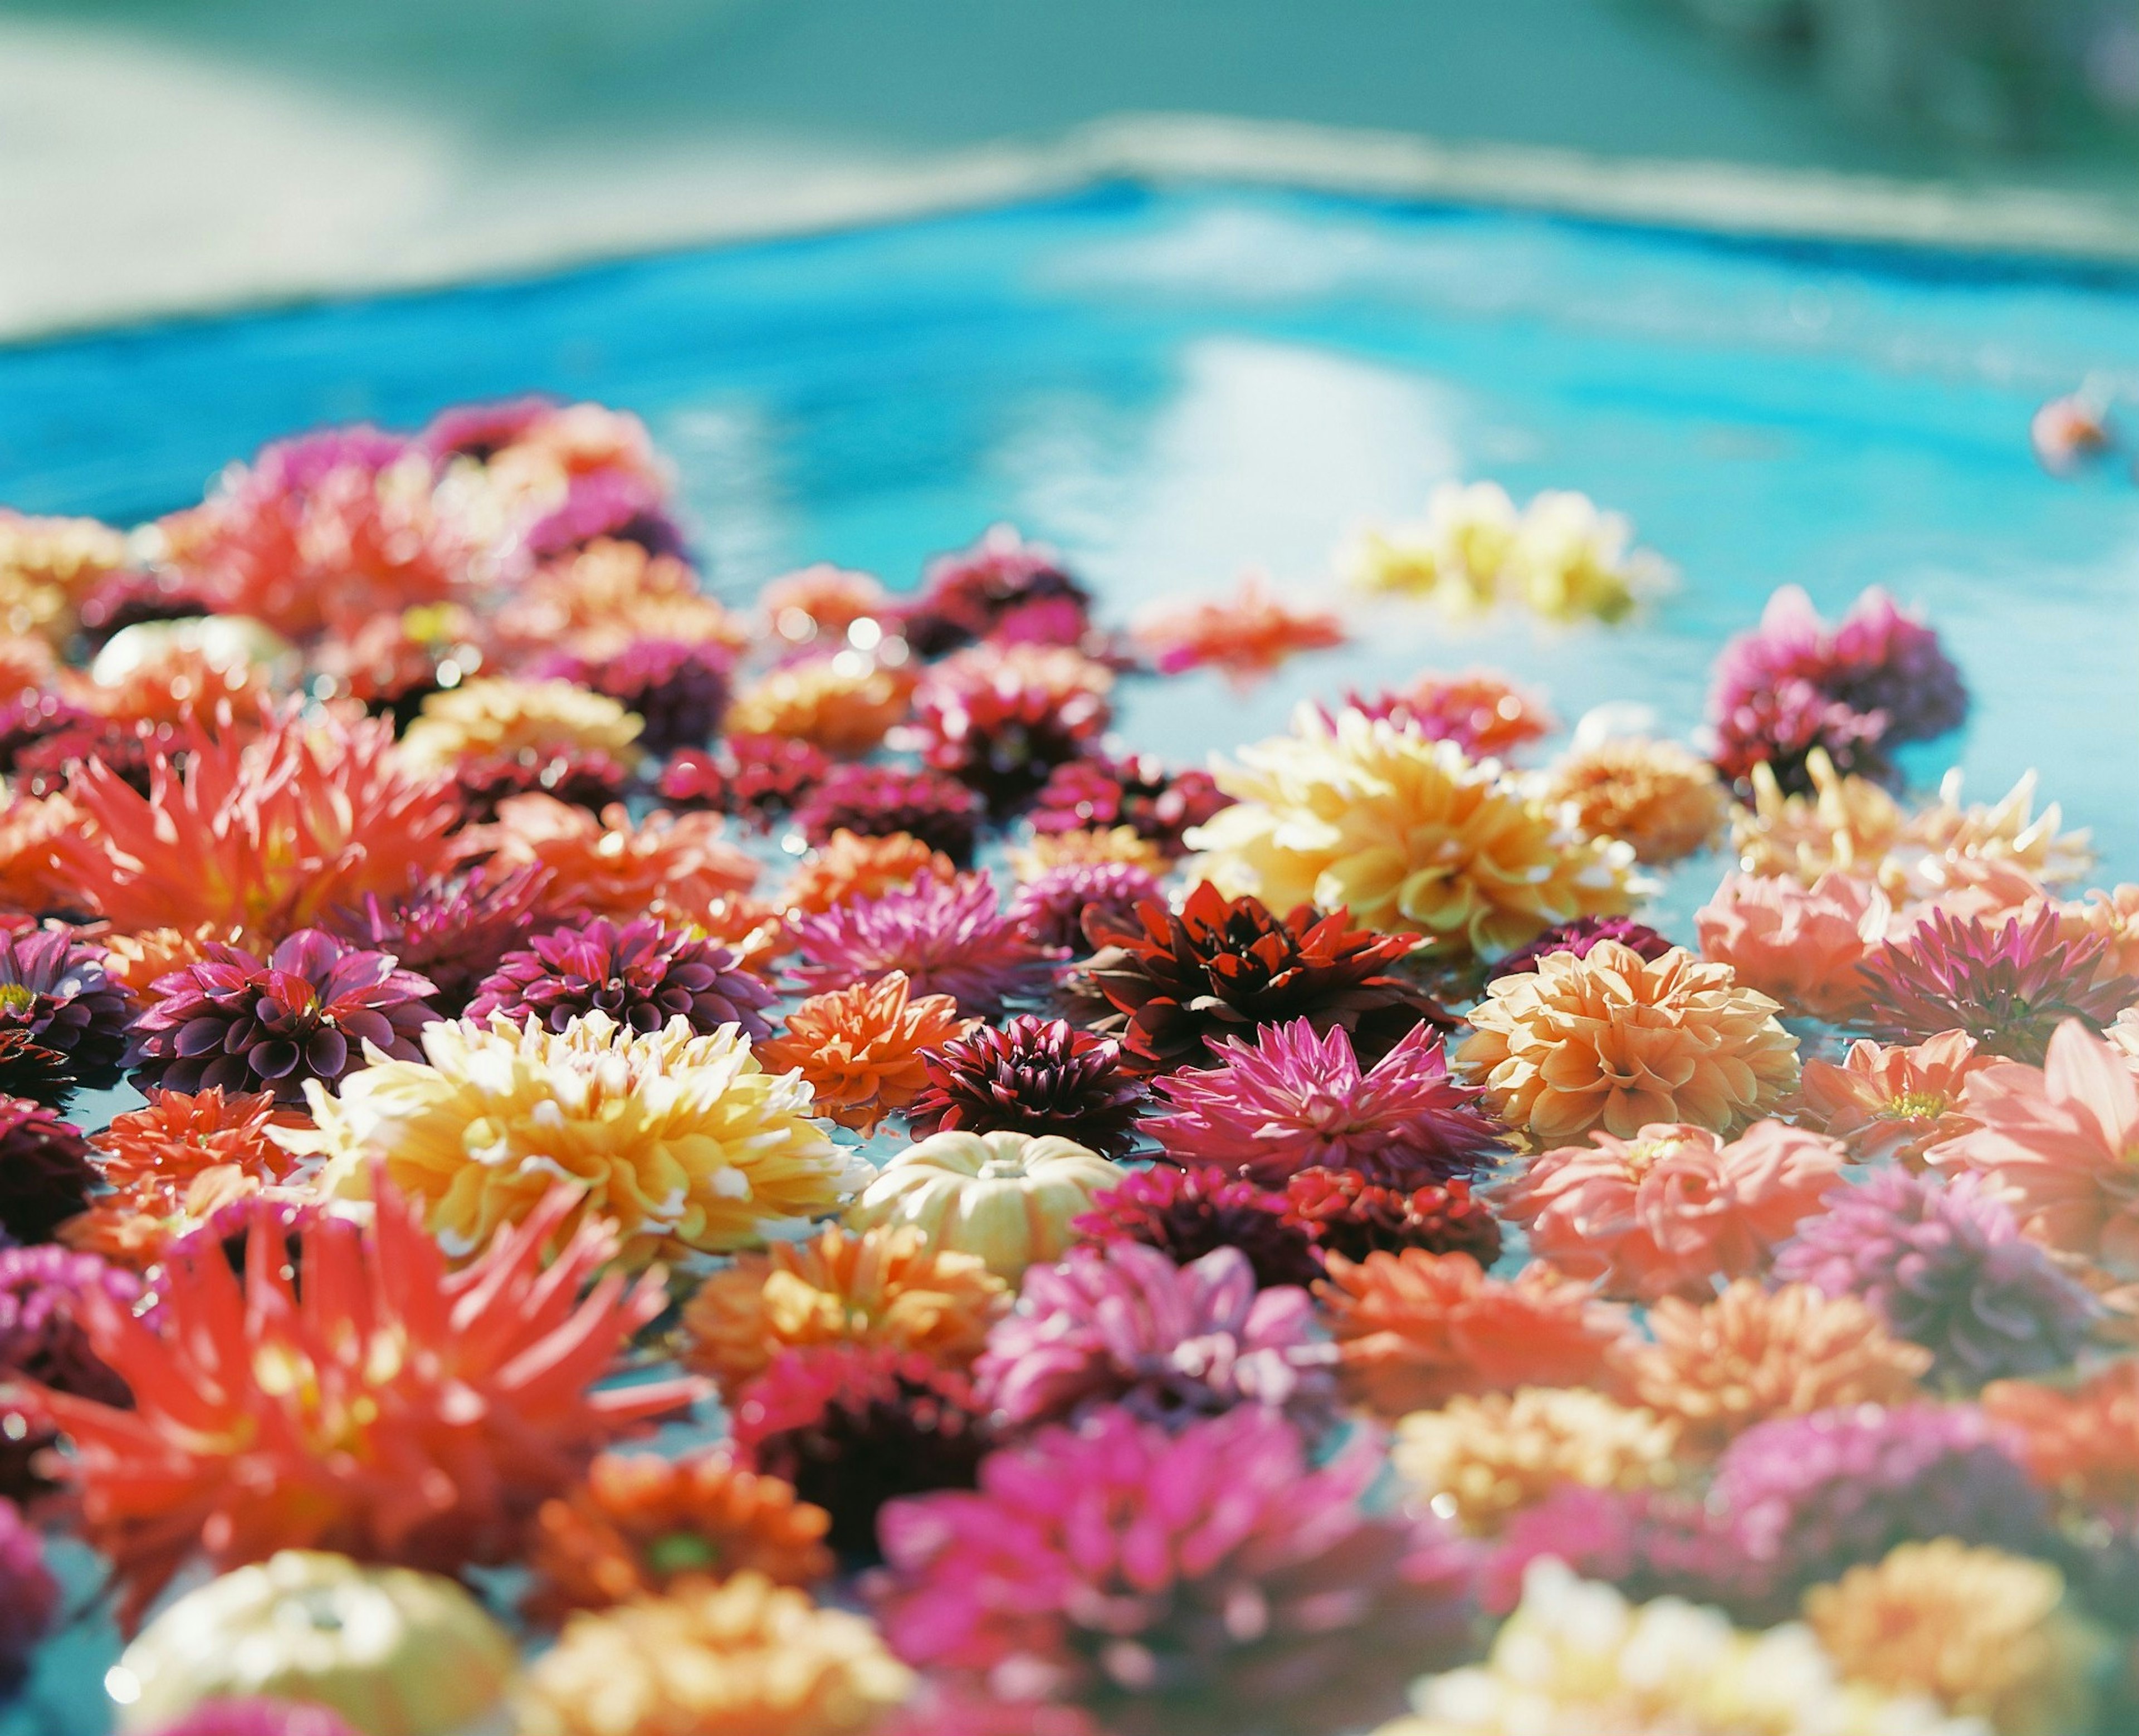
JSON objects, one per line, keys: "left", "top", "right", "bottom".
{"left": 974, "top": 1243, "right": 1333, "bottom": 1433}
{"left": 754, "top": 974, "right": 974, "bottom": 1136}
{"left": 0, "top": 927, "right": 131, "bottom": 1097}
{"left": 1773, "top": 1168, "right": 2097, "bottom": 1385}
{"left": 1282, "top": 1171, "right": 1503, "bottom": 1267}
{"left": 1484, "top": 913, "right": 1672, "bottom": 982}
{"left": 126, "top": 929, "right": 436, "bottom": 1104}
{"left": 1073, "top": 1166, "right": 1322, "bottom": 1290}
{"left": 467, "top": 915, "right": 774, "bottom": 1041}
{"left": 1028, "top": 752, "right": 1230, "bottom": 857}
{"left": 29, "top": 1180, "right": 694, "bottom": 1629}
{"left": 793, "top": 765, "right": 983, "bottom": 867}
{"left": 1149, "top": 1018, "right": 1500, "bottom": 1186}
{"left": 871, "top": 1405, "right": 1476, "bottom": 1736}
{"left": 1134, "top": 575, "right": 1346, "bottom": 686}
{"left": 0, "top": 1097, "right": 95, "bottom": 1244}
{"left": 283, "top": 1010, "right": 865, "bottom": 1264}
{"left": 909, "top": 1016, "right": 1145, "bottom": 1157}
{"left": 789, "top": 873, "right": 1059, "bottom": 1018}
{"left": 1007, "top": 859, "right": 1164, "bottom": 953}
{"left": 1082, "top": 882, "right": 1454, "bottom": 1074}
{"left": 912, "top": 643, "right": 1114, "bottom": 813}
{"left": 1796, "top": 1031, "right": 1989, "bottom": 1168}
{"left": 328, "top": 863, "right": 554, "bottom": 1017}
{"left": 1857, "top": 906, "right": 2138, "bottom": 1063}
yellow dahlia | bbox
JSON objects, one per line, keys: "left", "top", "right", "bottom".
{"left": 518, "top": 1571, "right": 911, "bottom": 1736}
{"left": 1542, "top": 736, "right": 1728, "bottom": 864}
{"left": 1391, "top": 1387, "right": 1679, "bottom": 1535}
{"left": 1007, "top": 824, "right": 1167, "bottom": 881}
{"left": 1454, "top": 942, "right": 1798, "bottom": 1143}
{"left": 1188, "top": 706, "right": 1637, "bottom": 957}
{"left": 725, "top": 656, "right": 914, "bottom": 756}
{"left": 399, "top": 676, "right": 643, "bottom": 772}
{"left": 1503, "top": 490, "right": 1666, "bottom": 625}
{"left": 681, "top": 1224, "right": 1008, "bottom": 1399}
{"left": 1804, "top": 1541, "right": 2107, "bottom": 1736}
{"left": 286, "top": 1011, "right": 867, "bottom": 1264}
{"left": 1340, "top": 482, "right": 1518, "bottom": 611}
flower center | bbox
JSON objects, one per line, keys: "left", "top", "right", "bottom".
{"left": 1620, "top": 1134, "right": 1691, "bottom": 1178}
{"left": 644, "top": 1532, "right": 721, "bottom": 1576}
{"left": 0, "top": 985, "right": 37, "bottom": 1019}
{"left": 1882, "top": 1090, "right": 1946, "bottom": 1122}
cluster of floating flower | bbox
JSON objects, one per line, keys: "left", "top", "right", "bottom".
{"left": 0, "top": 398, "right": 2127, "bottom": 1736}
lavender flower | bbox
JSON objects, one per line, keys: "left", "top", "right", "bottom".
{"left": 788, "top": 872, "right": 1059, "bottom": 1016}
{"left": 467, "top": 915, "right": 774, "bottom": 1041}
{"left": 1008, "top": 858, "right": 1164, "bottom": 953}
{"left": 0, "top": 927, "right": 132, "bottom": 1099}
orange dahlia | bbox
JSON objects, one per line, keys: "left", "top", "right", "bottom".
{"left": 1542, "top": 736, "right": 1728, "bottom": 864}
{"left": 98, "top": 922, "right": 268, "bottom": 995}
{"left": 681, "top": 1224, "right": 1008, "bottom": 1400}
{"left": 761, "top": 564, "right": 891, "bottom": 647}
{"left": 457, "top": 794, "right": 756, "bottom": 929}
{"left": 1794, "top": 1031, "right": 1989, "bottom": 1167}
{"left": 783, "top": 832, "right": 955, "bottom": 916}
{"left": 525, "top": 1450, "right": 833, "bottom": 1623}
{"left": 1316, "top": 1248, "right": 1625, "bottom": 1417}
{"left": 754, "top": 974, "right": 975, "bottom": 1134}
{"left": 1613, "top": 1279, "right": 1930, "bottom": 1453}
{"left": 1982, "top": 1358, "right": 2139, "bottom": 1508}
{"left": 725, "top": 656, "right": 916, "bottom": 756}
{"left": 31, "top": 1177, "right": 692, "bottom": 1629}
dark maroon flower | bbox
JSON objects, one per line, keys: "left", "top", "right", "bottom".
{"left": 0, "top": 928, "right": 132, "bottom": 1099}
{"left": 1028, "top": 752, "right": 1233, "bottom": 857}
{"left": 793, "top": 764, "right": 982, "bottom": 867}
{"left": 0, "top": 1098, "right": 95, "bottom": 1245}
{"left": 657, "top": 735, "right": 829, "bottom": 823}
{"left": 898, "top": 525, "right": 1093, "bottom": 658}
{"left": 1074, "top": 1166, "right": 1322, "bottom": 1290}
{"left": 453, "top": 747, "right": 635, "bottom": 825}
{"left": 1282, "top": 1170, "right": 1502, "bottom": 1268}
{"left": 1488, "top": 915, "right": 1676, "bottom": 982}
{"left": 126, "top": 930, "right": 437, "bottom": 1103}
{"left": 909, "top": 1015, "right": 1145, "bottom": 1157}
{"left": 911, "top": 644, "right": 1111, "bottom": 814}
{"left": 1009, "top": 859, "right": 1165, "bottom": 954}
{"left": 539, "top": 639, "right": 731, "bottom": 758}
{"left": 0, "top": 1245, "right": 144, "bottom": 1503}
{"left": 328, "top": 865, "right": 555, "bottom": 1017}
{"left": 467, "top": 915, "right": 775, "bottom": 1041}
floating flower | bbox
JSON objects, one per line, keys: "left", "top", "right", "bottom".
{"left": 519, "top": 1571, "right": 913, "bottom": 1736}
{"left": 126, "top": 928, "right": 435, "bottom": 1104}
{"left": 909, "top": 1016, "right": 1144, "bottom": 1156}
{"left": 1392, "top": 1387, "right": 1679, "bottom": 1535}
{"left": 1340, "top": 481, "right": 1519, "bottom": 609}
{"left": 912, "top": 643, "right": 1113, "bottom": 812}
{"left": 1008, "top": 823, "right": 1169, "bottom": 882}
{"left": 0, "top": 1097, "right": 95, "bottom": 1245}
{"left": 458, "top": 794, "right": 757, "bottom": 930}
{"left": 0, "top": 508, "right": 131, "bottom": 642}
{"left": 900, "top": 524, "right": 1092, "bottom": 656}
{"left": 466, "top": 915, "right": 774, "bottom": 1041}
{"left": 1694, "top": 869, "right": 1891, "bottom": 1021}
{"left": 725, "top": 654, "right": 914, "bottom": 755}
{"left": 450, "top": 742, "right": 636, "bottom": 825}
{"left": 793, "top": 765, "right": 982, "bottom": 867}
{"left": 286, "top": 1011, "right": 863, "bottom": 1263}
{"left": 784, "top": 831, "right": 955, "bottom": 915}
{"left": 1544, "top": 736, "right": 1728, "bottom": 863}
{"left": 1072, "top": 1166, "right": 1321, "bottom": 1290}
{"left": 1188, "top": 707, "right": 1637, "bottom": 956}
{"left": 1082, "top": 882, "right": 1453, "bottom": 1074}
{"left": 761, "top": 563, "right": 891, "bottom": 647}
{"left": 1614, "top": 1281, "right": 1930, "bottom": 1453}
{"left": 874, "top": 1405, "right": 1473, "bottom": 1736}
{"left": 1027, "top": 752, "right": 1230, "bottom": 856}
{"left": 0, "top": 1245, "right": 144, "bottom": 1501}
{"left": 494, "top": 539, "right": 738, "bottom": 660}
{"left": 0, "top": 925, "right": 131, "bottom": 1099}
{"left": 1318, "top": 1248, "right": 1624, "bottom": 1416}
{"left": 32, "top": 1181, "right": 692, "bottom": 1628}
{"left": 1150, "top": 1019, "right": 1500, "bottom": 1187}
{"left": 538, "top": 637, "right": 730, "bottom": 757}
{"left": 1505, "top": 489, "right": 1664, "bottom": 624}
{"left": 754, "top": 973, "right": 974, "bottom": 1136}
{"left": 974, "top": 1243, "right": 1332, "bottom": 1433}
{"left": 1484, "top": 913, "right": 1673, "bottom": 981}
{"left": 1339, "top": 670, "right": 1557, "bottom": 760}
{"left": 1981, "top": 1357, "right": 2139, "bottom": 1507}
{"left": 325, "top": 863, "right": 552, "bottom": 1017}
{"left": 1455, "top": 943, "right": 1799, "bottom": 1144}
{"left": 1795, "top": 1031, "right": 1989, "bottom": 1167}
{"left": 1772, "top": 1168, "right": 2097, "bottom": 1385}
{"left": 789, "top": 873, "right": 1058, "bottom": 1017}
{"left": 1006, "top": 858, "right": 1164, "bottom": 953}
{"left": 1133, "top": 575, "right": 1346, "bottom": 685}
{"left": 0, "top": 1499, "right": 55, "bottom": 1695}
{"left": 524, "top": 1450, "right": 834, "bottom": 1622}
{"left": 659, "top": 734, "right": 830, "bottom": 824}
{"left": 681, "top": 1225, "right": 1009, "bottom": 1401}
{"left": 1282, "top": 1171, "right": 1503, "bottom": 1267}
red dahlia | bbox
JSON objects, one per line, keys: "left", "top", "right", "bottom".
{"left": 909, "top": 1015, "right": 1146, "bottom": 1157}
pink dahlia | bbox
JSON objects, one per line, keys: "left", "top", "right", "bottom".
{"left": 466, "top": 915, "right": 774, "bottom": 1041}
{"left": 793, "top": 764, "right": 982, "bottom": 867}
{"left": 973, "top": 1243, "right": 1332, "bottom": 1433}
{"left": 912, "top": 643, "right": 1113, "bottom": 813}
{"left": 1772, "top": 1168, "right": 2097, "bottom": 1384}
{"left": 451, "top": 746, "right": 635, "bottom": 827}
{"left": 328, "top": 864, "right": 554, "bottom": 1017}
{"left": 1713, "top": 673, "right": 1894, "bottom": 794}
{"left": 519, "top": 467, "right": 685, "bottom": 563}
{"left": 1147, "top": 1019, "right": 1503, "bottom": 1189}
{"left": 1073, "top": 1167, "right": 1321, "bottom": 1290}
{"left": 656, "top": 735, "right": 829, "bottom": 823}
{"left": 909, "top": 1015, "right": 1145, "bottom": 1156}
{"left": 872, "top": 1405, "right": 1476, "bottom": 1736}
{"left": 900, "top": 525, "right": 1094, "bottom": 657}
{"left": 1795, "top": 1031, "right": 1990, "bottom": 1167}
{"left": 1695, "top": 869, "right": 1891, "bottom": 1023}
{"left": 1008, "top": 859, "right": 1164, "bottom": 954}
{"left": 1027, "top": 753, "right": 1230, "bottom": 857}
{"left": 789, "top": 872, "right": 1061, "bottom": 1016}
{"left": 126, "top": 929, "right": 437, "bottom": 1104}
{"left": 1485, "top": 914, "right": 1672, "bottom": 983}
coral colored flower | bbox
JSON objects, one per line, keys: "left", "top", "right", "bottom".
{"left": 788, "top": 873, "right": 1059, "bottom": 1017}
{"left": 467, "top": 915, "right": 774, "bottom": 1041}
{"left": 909, "top": 1016, "right": 1144, "bottom": 1156}
{"left": 725, "top": 654, "right": 914, "bottom": 756}
{"left": 1073, "top": 1166, "right": 1321, "bottom": 1290}
{"left": 1189, "top": 707, "right": 1637, "bottom": 956}
{"left": 1456, "top": 942, "right": 1799, "bottom": 1144}
{"left": 793, "top": 765, "right": 982, "bottom": 867}
{"left": 1083, "top": 881, "right": 1453, "bottom": 1074}
{"left": 755, "top": 973, "right": 975, "bottom": 1136}
{"left": 974, "top": 1243, "right": 1332, "bottom": 1432}
{"left": 1317, "top": 1248, "right": 1624, "bottom": 1416}
{"left": 1150, "top": 1018, "right": 1501, "bottom": 1187}
{"left": 520, "top": 1571, "right": 912, "bottom": 1736}
{"left": 1500, "top": 1119, "right": 1845, "bottom": 1303}
{"left": 784, "top": 830, "right": 955, "bottom": 916}
{"left": 872, "top": 1405, "right": 1474, "bottom": 1736}
{"left": 524, "top": 1450, "right": 834, "bottom": 1622}
{"left": 900, "top": 524, "right": 1093, "bottom": 656}
{"left": 458, "top": 794, "right": 757, "bottom": 930}
{"left": 1931, "top": 1019, "right": 2139, "bottom": 1275}
{"left": 286, "top": 1010, "right": 865, "bottom": 1264}
{"left": 681, "top": 1225, "right": 1009, "bottom": 1401}
{"left": 1134, "top": 574, "right": 1346, "bottom": 685}
{"left": 1795, "top": 1031, "right": 1990, "bottom": 1167}
{"left": 1007, "top": 859, "right": 1163, "bottom": 953}
{"left": 0, "top": 790, "right": 79, "bottom": 921}
{"left": 912, "top": 642, "right": 1113, "bottom": 811}
{"left": 1614, "top": 1280, "right": 1930, "bottom": 1453}
{"left": 1027, "top": 752, "right": 1230, "bottom": 856}
{"left": 1544, "top": 736, "right": 1728, "bottom": 864}
{"left": 1283, "top": 1170, "right": 1503, "bottom": 1266}
{"left": 658, "top": 734, "right": 829, "bottom": 824}
{"left": 1694, "top": 869, "right": 1891, "bottom": 1021}
{"left": 0, "top": 925, "right": 131, "bottom": 1098}
{"left": 1485, "top": 913, "right": 1673, "bottom": 981}
{"left": 495, "top": 539, "right": 740, "bottom": 661}
{"left": 32, "top": 1181, "right": 692, "bottom": 1629}
{"left": 1340, "top": 670, "right": 1557, "bottom": 760}
{"left": 1982, "top": 1357, "right": 2139, "bottom": 1507}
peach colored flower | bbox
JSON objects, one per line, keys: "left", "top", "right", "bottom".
{"left": 2054, "top": 883, "right": 2139, "bottom": 984}
{"left": 1982, "top": 1357, "right": 2139, "bottom": 1507}
{"left": 1612, "top": 1280, "right": 1930, "bottom": 1453}
{"left": 399, "top": 677, "right": 642, "bottom": 774}
{"left": 458, "top": 794, "right": 757, "bottom": 930}
{"left": 783, "top": 831, "right": 956, "bottom": 916}
{"left": 1499, "top": 1119, "right": 1847, "bottom": 1303}
{"left": 725, "top": 656, "right": 915, "bottom": 756}
{"left": 760, "top": 564, "right": 890, "bottom": 646}
{"left": 1135, "top": 574, "right": 1347, "bottom": 686}
{"left": 753, "top": 972, "right": 975, "bottom": 1134}
{"left": 1795, "top": 1031, "right": 1990, "bottom": 1167}
{"left": 1544, "top": 737, "right": 1728, "bottom": 864}
{"left": 0, "top": 510, "right": 130, "bottom": 642}
{"left": 99, "top": 923, "right": 267, "bottom": 995}
{"left": 1454, "top": 942, "right": 1800, "bottom": 1144}
{"left": 1931, "top": 1020, "right": 2139, "bottom": 1277}
{"left": 1316, "top": 1248, "right": 1626, "bottom": 1417}
{"left": 1006, "top": 825, "right": 1167, "bottom": 881}
{"left": 494, "top": 539, "right": 746, "bottom": 661}
{"left": 1694, "top": 870, "right": 1891, "bottom": 1022}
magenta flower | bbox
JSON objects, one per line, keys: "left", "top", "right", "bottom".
{"left": 0, "top": 1498, "right": 57, "bottom": 1695}
{"left": 1028, "top": 753, "right": 1231, "bottom": 857}
{"left": 1073, "top": 1166, "right": 1321, "bottom": 1290}
{"left": 0, "top": 1245, "right": 145, "bottom": 1502}
{"left": 329, "top": 864, "right": 553, "bottom": 1016}
{"left": 1857, "top": 904, "right": 2139, "bottom": 1063}
{"left": 909, "top": 1015, "right": 1145, "bottom": 1156}
{"left": 656, "top": 735, "right": 828, "bottom": 823}
{"left": 1008, "top": 859, "right": 1164, "bottom": 954}
{"left": 537, "top": 637, "right": 730, "bottom": 757}
{"left": 900, "top": 524, "right": 1094, "bottom": 657}
{"left": 0, "top": 927, "right": 133, "bottom": 1100}
{"left": 793, "top": 764, "right": 983, "bottom": 867}
{"left": 126, "top": 929, "right": 437, "bottom": 1103}
{"left": 911, "top": 644, "right": 1112, "bottom": 813}
{"left": 1486, "top": 915, "right": 1673, "bottom": 983}
{"left": 519, "top": 467, "right": 685, "bottom": 562}
{"left": 466, "top": 915, "right": 774, "bottom": 1041}
{"left": 147, "top": 1704, "right": 365, "bottom": 1736}
{"left": 871, "top": 1405, "right": 1476, "bottom": 1736}
{"left": 1148, "top": 1019, "right": 1504, "bottom": 1188}
{"left": 789, "top": 872, "right": 1061, "bottom": 1016}
{"left": 975, "top": 1243, "right": 1332, "bottom": 1433}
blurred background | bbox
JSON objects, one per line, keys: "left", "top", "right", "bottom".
{"left": 8, "top": 0, "right": 2139, "bottom": 338}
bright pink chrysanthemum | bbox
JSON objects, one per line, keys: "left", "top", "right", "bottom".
{"left": 1147, "top": 1019, "right": 1503, "bottom": 1189}
{"left": 1008, "top": 859, "right": 1164, "bottom": 954}
{"left": 871, "top": 1405, "right": 1476, "bottom": 1736}
{"left": 788, "top": 872, "right": 1061, "bottom": 1016}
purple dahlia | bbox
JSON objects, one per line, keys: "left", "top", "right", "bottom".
{"left": 1487, "top": 914, "right": 1674, "bottom": 982}
{"left": 329, "top": 864, "right": 554, "bottom": 1016}
{"left": 1074, "top": 1166, "right": 1322, "bottom": 1290}
{"left": 519, "top": 468, "right": 686, "bottom": 563}
{"left": 467, "top": 915, "right": 774, "bottom": 1041}
{"left": 0, "top": 927, "right": 132, "bottom": 1099}
{"left": 792, "top": 764, "right": 982, "bottom": 867}
{"left": 1008, "top": 858, "right": 1164, "bottom": 954}
{"left": 908, "top": 1015, "right": 1145, "bottom": 1156}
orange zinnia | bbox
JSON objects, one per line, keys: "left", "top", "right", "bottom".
{"left": 754, "top": 972, "right": 973, "bottom": 1134}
